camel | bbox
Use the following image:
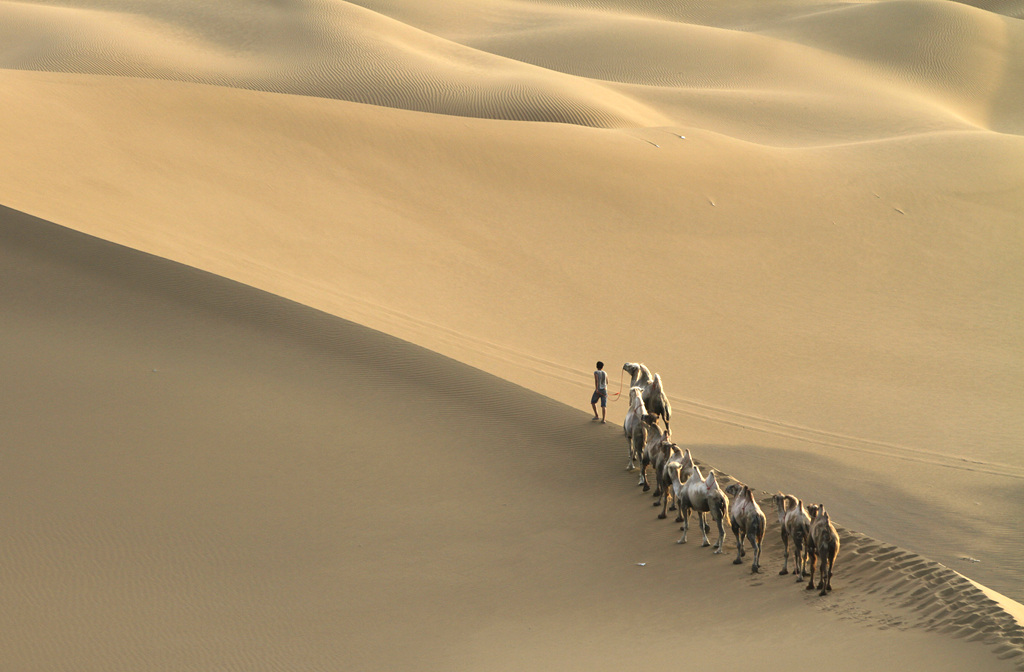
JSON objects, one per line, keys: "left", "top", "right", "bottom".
{"left": 724, "top": 483, "right": 767, "bottom": 573}
{"left": 659, "top": 446, "right": 694, "bottom": 520}
{"left": 771, "top": 493, "right": 812, "bottom": 580}
{"left": 644, "top": 373, "right": 672, "bottom": 432}
{"left": 622, "top": 363, "right": 671, "bottom": 431}
{"left": 806, "top": 505, "right": 840, "bottom": 596}
{"left": 638, "top": 417, "right": 666, "bottom": 490}
{"left": 622, "top": 386, "right": 648, "bottom": 471}
{"left": 675, "top": 464, "right": 730, "bottom": 553}
{"left": 623, "top": 362, "right": 654, "bottom": 391}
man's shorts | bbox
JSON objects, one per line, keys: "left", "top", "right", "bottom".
{"left": 591, "top": 389, "right": 608, "bottom": 407}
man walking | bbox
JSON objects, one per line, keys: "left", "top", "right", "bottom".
{"left": 591, "top": 361, "right": 608, "bottom": 423}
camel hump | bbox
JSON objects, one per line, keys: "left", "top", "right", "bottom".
{"left": 705, "top": 471, "right": 718, "bottom": 488}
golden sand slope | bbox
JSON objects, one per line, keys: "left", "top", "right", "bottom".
{"left": 2, "top": 209, "right": 1021, "bottom": 671}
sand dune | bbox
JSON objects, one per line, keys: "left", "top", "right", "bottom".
{"left": 760, "top": 0, "right": 1024, "bottom": 132}
{"left": 1, "top": 0, "right": 1022, "bottom": 669}
{"left": 3, "top": 0, "right": 1022, "bottom": 136}
{"left": 2, "top": 208, "right": 1021, "bottom": 670}
{"left": 0, "top": 0, "right": 669, "bottom": 126}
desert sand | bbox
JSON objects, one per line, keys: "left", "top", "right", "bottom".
{"left": 1, "top": 0, "right": 1022, "bottom": 670}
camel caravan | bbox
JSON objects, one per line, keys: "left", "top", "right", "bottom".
{"left": 618, "top": 361, "right": 840, "bottom": 597}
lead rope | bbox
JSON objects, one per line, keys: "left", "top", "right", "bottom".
{"left": 609, "top": 368, "right": 625, "bottom": 402}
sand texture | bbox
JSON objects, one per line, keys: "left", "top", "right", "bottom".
{"left": 1, "top": 0, "right": 1022, "bottom": 670}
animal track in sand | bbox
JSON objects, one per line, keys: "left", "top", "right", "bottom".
{"left": 820, "top": 529, "right": 1023, "bottom": 668}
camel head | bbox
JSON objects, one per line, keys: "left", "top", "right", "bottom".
{"left": 806, "top": 503, "right": 822, "bottom": 520}
{"left": 773, "top": 493, "right": 799, "bottom": 521}
{"left": 623, "top": 362, "right": 652, "bottom": 386}
{"left": 725, "top": 482, "right": 751, "bottom": 499}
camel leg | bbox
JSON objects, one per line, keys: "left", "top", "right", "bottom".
{"left": 779, "top": 533, "right": 790, "bottom": 575}
{"left": 654, "top": 469, "right": 666, "bottom": 500}
{"left": 732, "top": 526, "right": 745, "bottom": 565}
{"left": 805, "top": 551, "right": 817, "bottom": 590}
{"left": 699, "top": 512, "right": 711, "bottom": 548}
{"left": 713, "top": 516, "right": 725, "bottom": 554}
{"left": 677, "top": 509, "right": 689, "bottom": 544}
{"left": 750, "top": 532, "right": 761, "bottom": 573}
